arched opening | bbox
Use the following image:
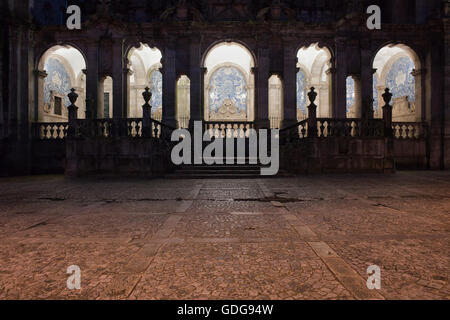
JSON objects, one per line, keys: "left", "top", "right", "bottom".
{"left": 99, "top": 76, "right": 113, "bottom": 119}
{"left": 37, "top": 45, "right": 87, "bottom": 122}
{"left": 269, "top": 74, "right": 283, "bottom": 128}
{"left": 296, "top": 44, "right": 332, "bottom": 120}
{"left": 373, "top": 44, "right": 422, "bottom": 121}
{"left": 203, "top": 42, "right": 255, "bottom": 122}
{"left": 127, "top": 43, "right": 162, "bottom": 119}
{"left": 346, "top": 75, "right": 361, "bottom": 118}
{"left": 176, "top": 75, "right": 190, "bottom": 128}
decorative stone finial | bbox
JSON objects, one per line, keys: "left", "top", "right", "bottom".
{"left": 308, "top": 87, "right": 317, "bottom": 104}
{"left": 68, "top": 88, "right": 78, "bottom": 105}
{"left": 142, "top": 87, "right": 152, "bottom": 104}
{"left": 382, "top": 88, "right": 392, "bottom": 105}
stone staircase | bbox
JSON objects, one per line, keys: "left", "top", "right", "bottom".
{"left": 166, "top": 162, "right": 290, "bottom": 179}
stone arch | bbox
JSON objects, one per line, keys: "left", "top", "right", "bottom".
{"left": 36, "top": 45, "right": 87, "bottom": 122}
{"left": 373, "top": 43, "right": 422, "bottom": 121}
{"left": 127, "top": 43, "right": 163, "bottom": 119}
{"left": 297, "top": 43, "right": 332, "bottom": 119}
{"left": 202, "top": 42, "right": 255, "bottom": 122}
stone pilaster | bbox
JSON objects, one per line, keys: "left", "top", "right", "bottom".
{"left": 281, "top": 43, "right": 297, "bottom": 128}
{"left": 360, "top": 45, "right": 374, "bottom": 119}
{"left": 112, "top": 38, "right": 127, "bottom": 119}
{"left": 427, "top": 30, "right": 445, "bottom": 169}
{"left": 255, "top": 47, "right": 270, "bottom": 129}
{"left": 34, "top": 70, "right": 47, "bottom": 122}
{"left": 162, "top": 45, "right": 177, "bottom": 127}
{"left": 85, "top": 42, "right": 100, "bottom": 120}
{"left": 333, "top": 38, "right": 347, "bottom": 118}
{"left": 189, "top": 41, "right": 202, "bottom": 125}
{"left": 444, "top": 15, "right": 450, "bottom": 168}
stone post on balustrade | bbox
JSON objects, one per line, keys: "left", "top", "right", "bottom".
{"left": 67, "top": 88, "right": 79, "bottom": 138}
{"left": 307, "top": 87, "right": 318, "bottom": 138}
{"left": 382, "top": 88, "right": 393, "bottom": 138}
{"left": 142, "top": 87, "right": 152, "bottom": 138}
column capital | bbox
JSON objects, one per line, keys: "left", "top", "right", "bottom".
{"left": 411, "top": 68, "right": 427, "bottom": 77}
{"left": 326, "top": 67, "right": 336, "bottom": 75}
{"left": 34, "top": 70, "right": 48, "bottom": 78}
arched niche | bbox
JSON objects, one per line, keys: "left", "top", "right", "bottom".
{"left": 268, "top": 74, "right": 283, "bottom": 128}
{"left": 202, "top": 42, "right": 255, "bottom": 122}
{"left": 36, "top": 45, "right": 87, "bottom": 122}
{"left": 99, "top": 76, "right": 113, "bottom": 119}
{"left": 296, "top": 43, "right": 332, "bottom": 120}
{"left": 176, "top": 75, "right": 191, "bottom": 128}
{"left": 127, "top": 43, "right": 162, "bottom": 119}
{"left": 373, "top": 44, "right": 422, "bottom": 122}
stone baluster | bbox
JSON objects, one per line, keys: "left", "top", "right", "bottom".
{"left": 67, "top": 88, "right": 79, "bottom": 138}
{"left": 142, "top": 87, "right": 152, "bottom": 138}
{"left": 382, "top": 88, "right": 393, "bottom": 138}
{"left": 307, "top": 87, "right": 318, "bottom": 138}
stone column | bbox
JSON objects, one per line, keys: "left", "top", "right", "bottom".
{"left": 189, "top": 41, "right": 202, "bottom": 127}
{"left": 85, "top": 42, "right": 100, "bottom": 119}
{"left": 282, "top": 43, "right": 297, "bottom": 128}
{"left": 411, "top": 68, "right": 426, "bottom": 122}
{"left": 112, "top": 39, "right": 126, "bottom": 119}
{"left": 34, "top": 70, "right": 47, "bottom": 122}
{"left": 162, "top": 45, "right": 177, "bottom": 127}
{"left": 444, "top": 14, "right": 450, "bottom": 169}
{"left": 255, "top": 47, "right": 270, "bottom": 129}
{"left": 360, "top": 46, "right": 375, "bottom": 119}
{"left": 334, "top": 38, "right": 347, "bottom": 118}
{"left": 427, "top": 31, "right": 445, "bottom": 169}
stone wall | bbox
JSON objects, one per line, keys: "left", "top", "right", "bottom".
{"left": 280, "top": 137, "right": 395, "bottom": 174}
{"left": 65, "top": 138, "right": 174, "bottom": 178}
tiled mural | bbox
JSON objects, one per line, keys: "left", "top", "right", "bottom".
{"left": 346, "top": 76, "right": 355, "bottom": 112}
{"left": 386, "top": 56, "right": 415, "bottom": 102}
{"left": 373, "top": 75, "right": 379, "bottom": 111}
{"left": 208, "top": 66, "right": 247, "bottom": 113}
{"left": 149, "top": 70, "right": 163, "bottom": 114}
{"left": 44, "top": 58, "right": 72, "bottom": 107}
{"left": 296, "top": 70, "right": 307, "bottom": 112}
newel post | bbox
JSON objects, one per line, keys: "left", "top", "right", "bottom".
{"left": 382, "top": 88, "right": 393, "bottom": 138}
{"left": 67, "top": 88, "right": 79, "bottom": 138}
{"left": 142, "top": 87, "right": 152, "bottom": 138}
{"left": 307, "top": 87, "right": 318, "bottom": 138}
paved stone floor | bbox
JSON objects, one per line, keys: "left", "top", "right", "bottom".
{"left": 0, "top": 172, "right": 448, "bottom": 300}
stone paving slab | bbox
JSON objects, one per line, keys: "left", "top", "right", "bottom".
{"left": 0, "top": 171, "right": 448, "bottom": 300}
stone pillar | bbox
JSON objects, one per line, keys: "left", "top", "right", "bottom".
{"left": 189, "top": 41, "right": 202, "bottom": 126}
{"left": 85, "top": 42, "right": 100, "bottom": 119}
{"left": 282, "top": 43, "right": 297, "bottom": 128}
{"left": 162, "top": 45, "right": 177, "bottom": 127}
{"left": 360, "top": 46, "right": 375, "bottom": 119}
{"left": 34, "top": 70, "right": 47, "bottom": 122}
{"left": 444, "top": 14, "right": 450, "bottom": 169}
{"left": 112, "top": 39, "right": 126, "bottom": 119}
{"left": 8, "top": 27, "right": 19, "bottom": 138}
{"left": 334, "top": 38, "right": 347, "bottom": 118}
{"left": 411, "top": 68, "right": 427, "bottom": 122}
{"left": 326, "top": 67, "right": 336, "bottom": 117}
{"left": 255, "top": 47, "right": 270, "bottom": 129}
{"left": 427, "top": 32, "right": 445, "bottom": 169}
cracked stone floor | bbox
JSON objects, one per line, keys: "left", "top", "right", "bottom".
{"left": 0, "top": 171, "right": 448, "bottom": 300}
